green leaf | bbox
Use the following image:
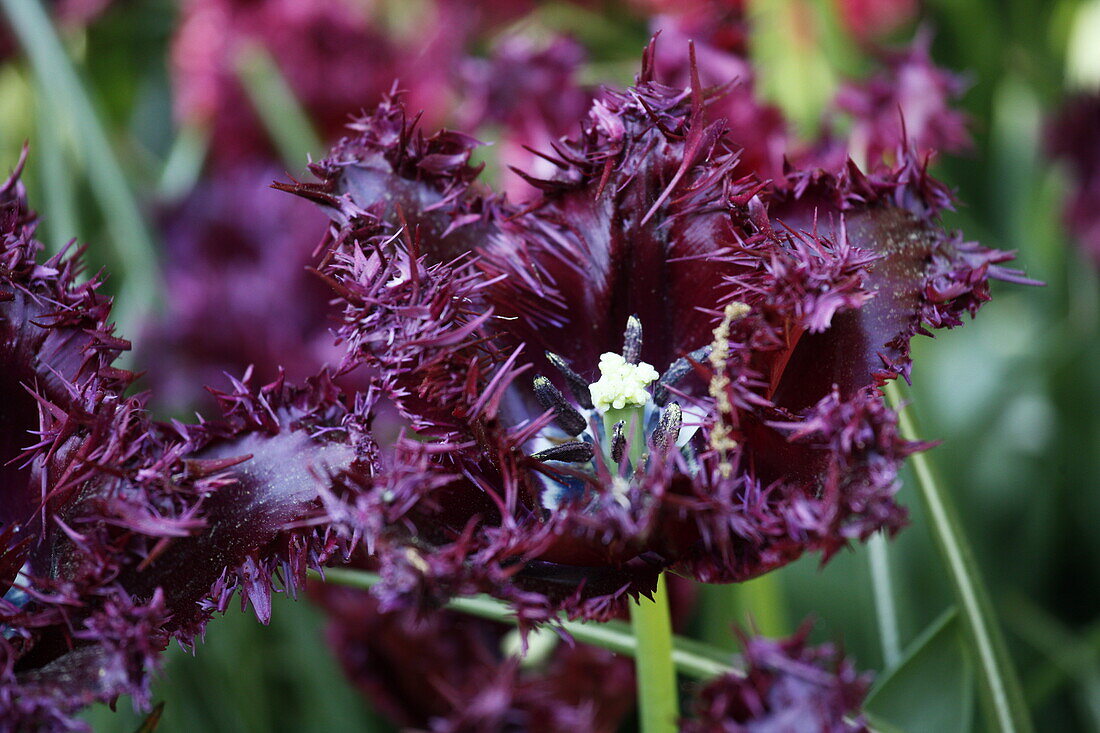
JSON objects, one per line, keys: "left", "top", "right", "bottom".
{"left": 886, "top": 383, "right": 1034, "bottom": 733}
{"left": 866, "top": 608, "right": 975, "bottom": 733}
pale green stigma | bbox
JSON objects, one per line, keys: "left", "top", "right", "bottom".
{"left": 588, "top": 352, "right": 659, "bottom": 412}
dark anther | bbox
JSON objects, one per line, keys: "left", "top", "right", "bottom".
{"left": 545, "top": 351, "right": 594, "bottom": 409}
{"left": 532, "top": 441, "right": 595, "bottom": 463}
{"left": 533, "top": 376, "right": 588, "bottom": 436}
{"left": 622, "top": 315, "right": 643, "bottom": 364}
{"left": 654, "top": 346, "right": 711, "bottom": 406}
{"left": 610, "top": 420, "right": 626, "bottom": 463}
{"left": 653, "top": 402, "right": 682, "bottom": 453}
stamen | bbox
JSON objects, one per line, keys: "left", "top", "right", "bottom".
{"left": 531, "top": 441, "right": 594, "bottom": 463}
{"left": 545, "top": 351, "right": 594, "bottom": 409}
{"left": 653, "top": 346, "right": 711, "bottom": 406}
{"left": 610, "top": 420, "right": 626, "bottom": 463}
{"left": 589, "top": 353, "right": 659, "bottom": 411}
{"left": 533, "top": 376, "right": 588, "bottom": 436}
{"left": 653, "top": 402, "right": 682, "bottom": 453}
{"left": 622, "top": 314, "right": 643, "bottom": 364}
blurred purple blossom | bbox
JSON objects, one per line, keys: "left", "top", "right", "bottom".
{"left": 170, "top": 0, "right": 475, "bottom": 166}
{"left": 458, "top": 34, "right": 594, "bottom": 201}
{"left": 311, "top": 581, "right": 637, "bottom": 732}
{"left": 832, "top": 30, "right": 971, "bottom": 170}
{"left": 1047, "top": 92, "right": 1100, "bottom": 265}
{"left": 138, "top": 165, "right": 344, "bottom": 415}
{"left": 832, "top": 0, "right": 918, "bottom": 44}
{"left": 683, "top": 623, "right": 871, "bottom": 732}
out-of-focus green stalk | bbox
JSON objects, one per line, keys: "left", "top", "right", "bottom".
{"left": 158, "top": 119, "right": 209, "bottom": 202}
{"left": 630, "top": 574, "right": 679, "bottom": 732}
{"left": 746, "top": 0, "right": 837, "bottom": 137}
{"left": 2, "top": 0, "right": 161, "bottom": 344}
{"left": 886, "top": 382, "right": 1033, "bottom": 733}
{"left": 312, "top": 567, "right": 733, "bottom": 681}
{"left": 234, "top": 41, "right": 322, "bottom": 172}
{"left": 35, "top": 95, "right": 77, "bottom": 254}
{"left": 736, "top": 573, "right": 788, "bottom": 638}
{"left": 698, "top": 573, "right": 788, "bottom": 653}
{"left": 868, "top": 531, "right": 902, "bottom": 668}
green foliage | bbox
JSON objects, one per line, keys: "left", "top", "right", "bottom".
{"left": 866, "top": 609, "right": 976, "bottom": 733}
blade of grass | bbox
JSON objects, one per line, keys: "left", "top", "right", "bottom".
{"left": 868, "top": 531, "right": 902, "bottom": 669}
{"left": 234, "top": 41, "right": 322, "bottom": 172}
{"left": 311, "top": 567, "right": 735, "bottom": 681}
{"left": 886, "top": 381, "right": 1032, "bottom": 732}
{"left": 2, "top": 0, "right": 161, "bottom": 344}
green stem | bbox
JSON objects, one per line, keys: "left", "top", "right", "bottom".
{"left": 885, "top": 382, "right": 1032, "bottom": 732}
{"left": 868, "top": 531, "right": 902, "bottom": 668}
{"left": 234, "top": 41, "right": 323, "bottom": 172}
{"left": 630, "top": 574, "right": 679, "bottom": 732}
{"left": 311, "top": 567, "right": 733, "bottom": 681}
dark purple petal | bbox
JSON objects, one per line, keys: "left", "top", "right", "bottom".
{"left": 277, "top": 93, "right": 497, "bottom": 263}
{"left": 1, "top": 147, "right": 133, "bottom": 535}
{"left": 766, "top": 157, "right": 1022, "bottom": 409}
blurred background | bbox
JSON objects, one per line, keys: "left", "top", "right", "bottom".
{"left": 0, "top": 0, "right": 1097, "bottom": 729}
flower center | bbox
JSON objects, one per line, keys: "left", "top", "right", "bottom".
{"left": 527, "top": 315, "right": 696, "bottom": 509}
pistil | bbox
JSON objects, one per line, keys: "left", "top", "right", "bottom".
{"left": 589, "top": 350, "right": 659, "bottom": 472}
